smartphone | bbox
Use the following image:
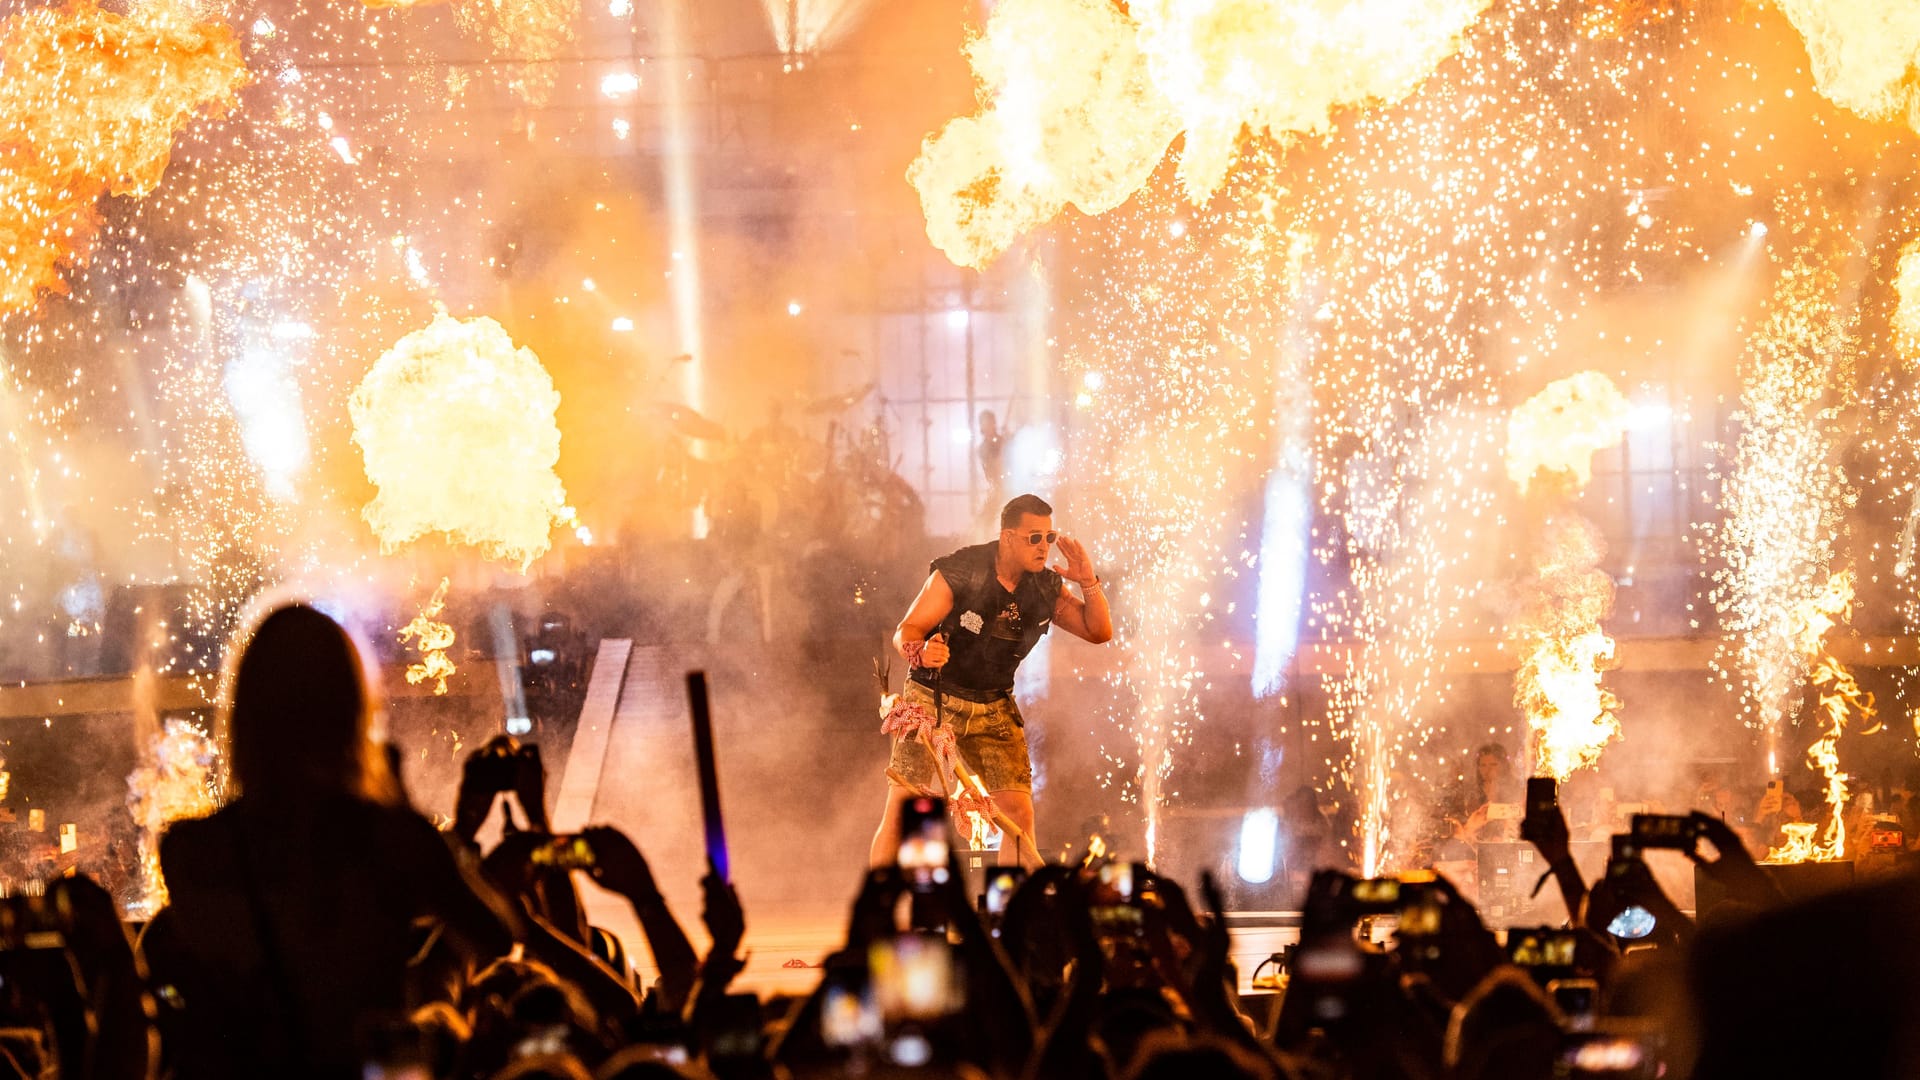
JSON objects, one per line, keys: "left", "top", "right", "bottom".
{"left": 529, "top": 834, "right": 595, "bottom": 870}
{"left": 1096, "top": 861, "right": 1137, "bottom": 904}
{"left": 1507, "top": 927, "right": 1579, "bottom": 969}
{"left": 819, "top": 966, "right": 882, "bottom": 1049}
{"left": 1291, "top": 936, "right": 1366, "bottom": 982}
{"left": 897, "top": 796, "right": 950, "bottom": 888}
{"left": 982, "top": 866, "right": 1026, "bottom": 919}
{"left": 1550, "top": 977, "right": 1600, "bottom": 1030}
{"left": 1560, "top": 1030, "right": 1661, "bottom": 1079}
{"left": 1396, "top": 890, "right": 1443, "bottom": 937}
{"left": 1346, "top": 876, "right": 1401, "bottom": 913}
{"left": 1527, "top": 776, "right": 1559, "bottom": 820}
{"left": 1629, "top": 813, "right": 1698, "bottom": 851}
{"left": 707, "top": 993, "right": 764, "bottom": 1062}
{"left": 361, "top": 1018, "right": 433, "bottom": 1080}
{"left": 869, "top": 935, "right": 964, "bottom": 1023}
{"left": 1090, "top": 862, "right": 1146, "bottom": 935}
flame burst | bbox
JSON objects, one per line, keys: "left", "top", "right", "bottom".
{"left": 1505, "top": 371, "right": 1633, "bottom": 495}
{"left": 1506, "top": 373, "right": 1629, "bottom": 779}
{"left": 350, "top": 312, "right": 568, "bottom": 571}
{"left": 400, "top": 577, "right": 456, "bottom": 694}
{"left": 0, "top": 0, "right": 249, "bottom": 314}
{"left": 1773, "top": 0, "right": 1920, "bottom": 134}
{"left": 907, "top": 0, "right": 1179, "bottom": 270}
{"left": 1511, "top": 515, "right": 1622, "bottom": 779}
{"left": 1129, "top": 0, "right": 1495, "bottom": 200}
{"left": 910, "top": 0, "right": 1493, "bottom": 268}
{"left": 1765, "top": 571, "right": 1875, "bottom": 864}
{"left": 126, "top": 718, "right": 219, "bottom": 914}
{"left": 1895, "top": 241, "right": 1920, "bottom": 362}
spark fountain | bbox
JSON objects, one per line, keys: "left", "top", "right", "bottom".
{"left": 1711, "top": 198, "right": 1862, "bottom": 777}
{"left": 915, "top": 0, "right": 1693, "bottom": 871}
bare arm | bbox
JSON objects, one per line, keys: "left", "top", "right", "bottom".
{"left": 893, "top": 570, "right": 955, "bottom": 662}
{"left": 1049, "top": 535, "right": 1113, "bottom": 644}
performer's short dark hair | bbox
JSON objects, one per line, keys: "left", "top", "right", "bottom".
{"left": 1475, "top": 742, "right": 1510, "bottom": 762}
{"left": 1000, "top": 494, "right": 1053, "bottom": 530}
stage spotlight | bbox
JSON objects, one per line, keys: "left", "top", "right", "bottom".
{"left": 1748, "top": 220, "right": 1768, "bottom": 238}
{"left": 1237, "top": 807, "right": 1280, "bottom": 885}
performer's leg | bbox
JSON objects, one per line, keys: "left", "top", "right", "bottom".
{"left": 990, "top": 789, "right": 1038, "bottom": 870}
{"left": 870, "top": 781, "right": 914, "bottom": 868}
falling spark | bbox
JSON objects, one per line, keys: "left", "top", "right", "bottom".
{"left": 0, "top": 0, "right": 249, "bottom": 314}
{"left": 400, "top": 577, "right": 456, "bottom": 694}
{"left": 349, "top": 312, "right": 568, "bottom": 571}
{"left": 365, "top": 0, "right": 579, "bottom": 103}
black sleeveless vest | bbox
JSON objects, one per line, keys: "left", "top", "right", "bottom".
{"left": 909, "top": 542, "right": 1060, "bottom": 696}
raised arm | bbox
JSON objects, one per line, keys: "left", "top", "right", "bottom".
{"left": 1050, "top": 535, "right": 1113, "bottom": 644}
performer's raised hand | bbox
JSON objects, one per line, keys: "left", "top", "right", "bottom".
{"left": 1053, "top": 533, "right": 1097, "bottom": 588}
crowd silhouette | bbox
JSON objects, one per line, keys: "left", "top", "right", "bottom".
{"left": 0, "top": 603, "right": 1910, "bottom": 1079}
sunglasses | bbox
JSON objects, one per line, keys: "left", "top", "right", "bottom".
{"left": 1008, "top": 530, "right": 1058, "bottom": 546}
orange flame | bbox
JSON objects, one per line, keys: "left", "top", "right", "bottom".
{"left": 1774, "top": 0, "right": 1920, "bottom": 135}
{"left": 910, "top": 0, "right": 1493, "bottom": 268}
{"left": 1506, "top": 371, "right": 1633, "bottom": 494}
{"left": 1766, "top": 571, "right": 1874, "bottom": 864}
{"left": 1511, "top": 517, "right": 1622, "bottom": 780}
{"left": 0, "top": 0, "right": 248, "bottom": 314}
{"left": 1507, "top": 374, "right": 1630, "bottom": 780}
{"left": 1130, "top": 0, "right": 1494, "bottom": 201}
{"left": 126, "top": 718, "right": 219, "bottom": 914}
{"left": 1895, "top": 240, "right": 1920, "bottom": 364}
{"left": 350, "top": 312, "right": 569, "bottom": 571}
{"left": 400, "top": 577, "right": 457, "bottom": 695}
{"left": 907, "top": 0, "right": 1177, "bottom": 270}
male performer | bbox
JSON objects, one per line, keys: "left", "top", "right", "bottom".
{"left": 870, "top": 493, "right": 1114, "bottom": 869}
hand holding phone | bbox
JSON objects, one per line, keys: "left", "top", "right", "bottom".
{"left": 982, "top": 866, "right": 1026, "bottom": 920}
{"left": 1758, "top": 779, "right": 1784, "bottom": 817}
{"left": 1522, "top": 776, "right": 1571, "bottom": 858}
{"left": 1628, "top": 813, "right": 1700, "bottom": 852}
{"left": 530, "top": 833, "right": 595, "bottom": 871}
{"left": 896, "top": 796, "right": 950, "bottom": 890}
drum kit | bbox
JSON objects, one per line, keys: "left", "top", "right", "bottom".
{"left": 652, "top": 377, "right": 920, "bottom": 539}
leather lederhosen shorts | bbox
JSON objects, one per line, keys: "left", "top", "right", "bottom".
{"left": 886, "top": 679, "right": 1033, "bottom": 794}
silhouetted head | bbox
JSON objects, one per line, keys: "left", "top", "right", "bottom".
{"left": 225, "top": 603, "right": 394, "bottom": 805}
{"left": 1475, "top": 743, "right": 1511, "bottom": 793}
